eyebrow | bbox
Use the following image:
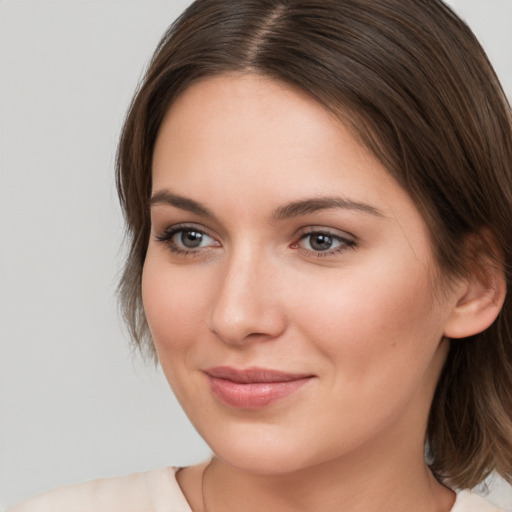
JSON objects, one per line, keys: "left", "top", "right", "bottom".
{"left": 150, "top": 190, "right": 214, "bottom": 218}
{"left": 150, "top": 190, "right": 383, "bottom": 220}
{"left": 272, "top": 196, "right": 384, "bottom": 220}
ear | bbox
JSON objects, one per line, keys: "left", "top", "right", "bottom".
{"left": 443, "top": 236, "right": 506, "bottom": 339}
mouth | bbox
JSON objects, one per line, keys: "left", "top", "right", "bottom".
{"left": 203, "top": 366, "right": 315, "bottom": 409}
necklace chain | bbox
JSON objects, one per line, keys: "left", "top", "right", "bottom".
{"left": 201, "top": 459, "right": 213, "bottom": 512}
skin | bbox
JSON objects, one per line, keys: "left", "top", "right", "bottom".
{"left": 143, "top": 73, "right": 471, "bottom": 512}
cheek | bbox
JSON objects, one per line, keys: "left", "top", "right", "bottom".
{"left": 141, "top": 254, "right": 209, "bottom": 356}
{"left": 290, "top": 253, "right": 445, "bottom": 382}
{"left": 141, "top": 253, "right": 217, "bottom": 407}
{"left": 281, "top": 255, "right": 448, "bottom": 449}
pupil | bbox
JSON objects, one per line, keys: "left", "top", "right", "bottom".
{"left": 181, "top": 231, "right": 203, "bottom": 248}
{"left": 311, "top": 234, "right": 332, "bottom": 251}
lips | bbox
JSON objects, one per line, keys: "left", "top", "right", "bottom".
{"left": 203, "top": 366, "right": 314, "bottom": 409}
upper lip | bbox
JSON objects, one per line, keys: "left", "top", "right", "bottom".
{"left": 203, "top": 366, "right": 314, "bottom": 383}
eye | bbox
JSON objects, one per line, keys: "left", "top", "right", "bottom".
{"left": 174, "top": 229, "right": 211, "bottom": 249}
{"left": 155, "top": 224, "right": 219, "bottom": 254}
{"left": 301, "top": 233, "right": 340, "bottom": 251}
{"left": 294, "top": 229, "right": 355, "bottom": 256}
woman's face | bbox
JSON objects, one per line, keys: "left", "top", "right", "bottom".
{"left": 143, "top": 74, "right": 459, "bottom": 474}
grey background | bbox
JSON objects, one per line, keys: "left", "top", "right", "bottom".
{"left": 1, "top": 0, "right": 511, "bottom": 509}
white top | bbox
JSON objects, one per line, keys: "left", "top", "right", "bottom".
{"left": 9, "top": 467, "right": 505, "bottom": 512}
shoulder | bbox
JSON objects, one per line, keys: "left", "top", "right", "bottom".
{"left": 8, "top": 467, "right": 192, "bottom": 512}
{"left": 452, "top": 489, "right": 507, "bottom": 512}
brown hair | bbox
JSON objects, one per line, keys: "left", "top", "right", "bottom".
{"left": 116, "top": 0, "right": 512, "bottom": 489}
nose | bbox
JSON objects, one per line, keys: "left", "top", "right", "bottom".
{"left": 208, "top": 247, "right": 287, "bottom": 345}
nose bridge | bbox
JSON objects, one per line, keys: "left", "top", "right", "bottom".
{"left": 208, "top": 241, "right": 285, "bottom": 344}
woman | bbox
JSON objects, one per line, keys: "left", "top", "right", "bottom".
{"left": 11, "top": 0, "right": 512, "bottom": 510}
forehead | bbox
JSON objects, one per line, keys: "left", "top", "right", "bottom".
{"left": 155, "top": 75, "right": 372, "bottom": 188}
{"left": 155, "top": 73, "right": 349, "bottom": 167}
{"left": 153, "top": 74, "right": 410, "bottom": 215}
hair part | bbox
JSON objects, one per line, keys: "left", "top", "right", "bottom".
{"left": 116, "top": 0, "right": 512, "bottom": 488}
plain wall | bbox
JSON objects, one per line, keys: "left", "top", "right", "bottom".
{"left": 1, "top": 0, "right": 511, "bottom": 509}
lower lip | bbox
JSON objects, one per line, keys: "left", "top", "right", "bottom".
{"left": 207, "top": 376, "right": 312, "bottom": 409}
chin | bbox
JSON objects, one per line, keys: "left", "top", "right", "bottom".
{"left": 197, "top": 422, "right": 326, "bottom": 475}
{"left": 216, "top": 446, "right": 310, "bottom": 475}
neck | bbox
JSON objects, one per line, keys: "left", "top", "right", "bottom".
{"left": 201, "top": 440, "right": 455, "bottom": 512}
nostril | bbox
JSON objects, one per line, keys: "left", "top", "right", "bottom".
{"left": 208, "top": 300, "right": 287, "bottom": 346}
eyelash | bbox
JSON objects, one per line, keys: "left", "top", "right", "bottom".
{"left": 155, "top": 225, "right": 356, "bottom": 258}
{"left": 294, "top": 229, "right": 356, "bottom": 257}
{"left": 155, "top": 224, "right": 216, "bottom": 257}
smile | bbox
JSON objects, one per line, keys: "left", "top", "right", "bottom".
{"left": 203, "top": 366, "right": 315, "bottom": 409}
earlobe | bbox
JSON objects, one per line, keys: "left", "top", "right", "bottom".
{"left": 443, "top": 257, "right": 506, "bottom": 340}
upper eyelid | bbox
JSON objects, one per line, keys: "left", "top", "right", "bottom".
{"left": 157, "top": 222, "right": 212, "bottom": 236}
{"left": 158, "top": 224, "right": 221, "bottom": 246}
{"left": 296, "top": 230, "right": 355, "bottom": 246}
{"left": 296, "top": 226, "right": 356, "bottom": 241}
{"left": 155, "top": 226, "right": 220, "bottom": 255}
{"left": 155, "top": 226, "right": 357, "bottom": 262}
{"left": 151, "top": 216, "right": 226, "bottom": 239}
{"left": 155, "top": 222, "right": 357, "bottom": 244}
